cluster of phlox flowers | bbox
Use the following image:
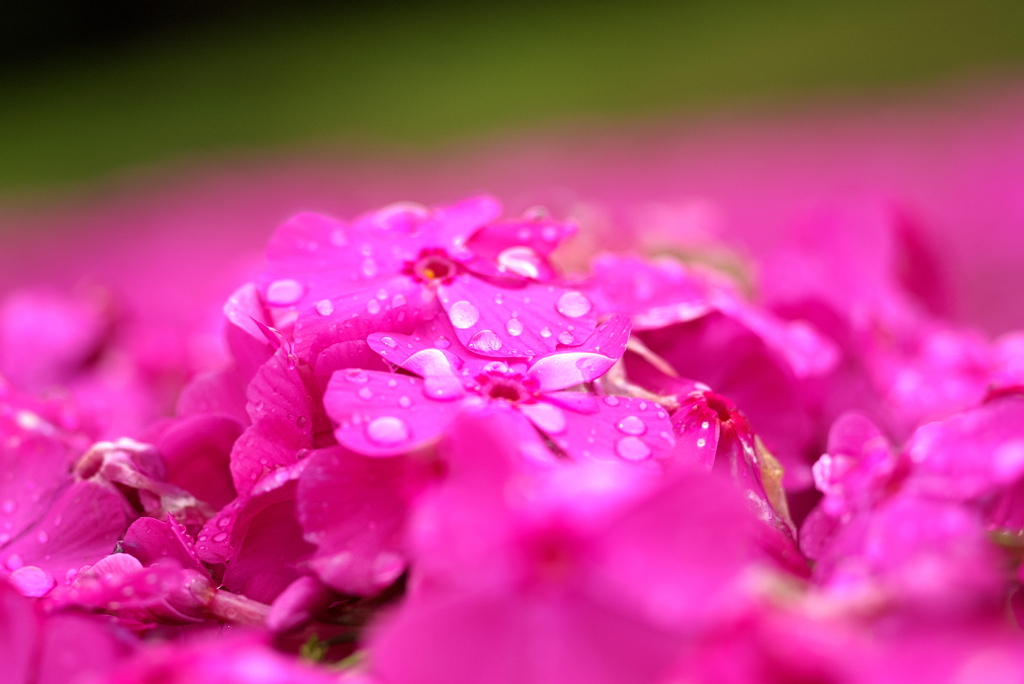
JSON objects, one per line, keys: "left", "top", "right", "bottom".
{"left": 4, "top": 194, "right": 1024, "bottom": 684}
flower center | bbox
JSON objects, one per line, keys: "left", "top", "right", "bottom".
{"left": 704, "top": 393, "right": 735, "bottom": 423}
{"left": 475, "top": 371, "right": 536, "bottom": 405}
{"left": 405, "top": 248, "right": 459, "bottom": 284}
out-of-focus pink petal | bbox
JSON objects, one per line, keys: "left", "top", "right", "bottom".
{"left": 586, "top": 471, "right": 757, "bottom": 629}
{"left": 298, "top": 446, "right": 414, "bottom": 595}
{"left": 589, "top": 253, "right": 713, "bottom": 329}
{"left": 3, "top": 481, "right": 127, "bottom": 588}
{"left": 905, "top": 393, "right": 1024, "bottom": 501}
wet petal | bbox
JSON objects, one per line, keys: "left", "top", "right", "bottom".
{"left": 548, "top": 397, "right": 675, "bottom": 463}
{"left": 324, "top": 370, "right": 463, "bottom": 456}
{"left": 260, "top": 211, "right": 413, "bottom": 312}
{"left": 439, "top": 276, "right": 598, "bottom": 359}
{"left": 527, "top": 314, "right": 631, "bottom": 392}
{"left": 292, "top": 275, "right": 436, "bottom": 361}
{"left": 2, "top": 481, "right": 127, "bottom": 585}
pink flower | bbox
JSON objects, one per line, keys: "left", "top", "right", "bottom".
{"left": 325, "top": 314, "right": 675, "bottom": 462}
{"left": 367, "top": 411, "right": 758, "bottom": 684}
{"left": 258, "top": 197, "right": 597, "bottom": 359}
{"left": 0, "top": 576, "right": 136, "bottom": 684}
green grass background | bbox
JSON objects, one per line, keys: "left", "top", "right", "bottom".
{"left": 2, "top": 0, "right": 1024, "bottom": 194}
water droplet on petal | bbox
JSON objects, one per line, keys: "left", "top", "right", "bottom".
{"left": 380, "top": 336, "right": 397, "bottom": 348}
{"left": 433, "top": 335, "right": 451, "bottom": 349}
{"left": 557, "top": 332, "right": 574, "bottom": 345}
{"left": 342, "top": 369, "right": 369, "bottom": 384}
{"left": 556, "top": 291, "right": 592, "bottom": 318}
{"left": 392, "top": 293, "right": 407, "bottom": 308}
{"left": 1, "top": 500, "right": 14, "bottom": 515}
{"left": 540, "top": 327, "right": 552, "bottom": 338}
{"left": 617, "top": 416, "right": 647, "bottom": 436}
{"left": 367, "top": 300, "right": 382, "bottom": 315}
{"left": 541, "top": 225, "right": 559, "bottom": 242}
{"left": 315, "top": 299, "right": 335, "bottom": 316}
{"left": 603, "top": 396, "right": 620, "bottom": 406}
{"left": 616, "top": 437, "right": 652, "bottom": 461}
{"left": 701, "top": 421, "right": 710, "bottom": 429}
{"left": 506, "top": 318, "right": 524, "bottom": 336}
{"left": 398, "top": 396, "right": 412, "bottom": 408}
{"left": 366, "top": 417, "right": 410, "bottom": 446}
{"left": 497, "top": 246, "right": 542, "bottom": 279}
{"left": 217, "top": 517, "right": 231, "bottom": 528}
{"left": 213, "top": 532, "right": 229, "bottom": 543}
{"left": 266, "top": 279, "right": 305, "bottom": 306}
{"left": 358, "top": 387, "right": 373, "bottom": 401}
{"left": 36, "top": 531, "right": 48, "bottom": 544}
{"left": 697, "top": 438, "right": 707, "bottom": 448}
{"left": 449, "top": 300, "right": 480, "bottom": 329}
{"left": 361, "top": 258, "right": 379, "bottom": 278}
{"left": 468, "top": 330, "right": 503, "bottom": 353}
{"left": 6, "top": 554, "right": 23, "bottom": 570}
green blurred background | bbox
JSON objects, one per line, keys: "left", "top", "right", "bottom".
{"left": 2, "top": 0, "right": 1024, "bottom": 196}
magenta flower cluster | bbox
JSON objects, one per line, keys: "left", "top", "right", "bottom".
{"left": 4, "top": 194, "right": 1024, "bottom": 683}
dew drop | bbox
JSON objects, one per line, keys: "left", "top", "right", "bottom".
{"left": 540, "top": 327, "right": 552, "bottom": 338}
{"left": 366, "top": 417, "right": 410, "bottom": 446}
{"left": 556, "top": 291, "right": 592, "bottom": 318}
{"left": 557, "top": 331, "right": 574, "bottom": 345}
{"left": 468, "top": 329, "right": 503, "bottom": 352}
{"left": 315, "top": 299, "right": 335, "bottom": 316}
{"left": 213, "top": 532, "right": 228, "bottom": 543}
{"left": 367, "top": 300, "right": 382, "bottom": 315}
{"left": 697, "top": 438, "right": 707, "bottom": 448}
{"left": 392, "top": 293, "right": 407, "bottom": 308}
{"left": 36, "top": 531, "right": 48, "bottom": 544}
{"left": 6, "top": 554, "right": 23, "bottom": 570}
{"left": 398, "top": 396, "right": 412, "bottom": 408}
{"left": 330, "top": 229, "right": 348, "bottom": 247}
{"left": 497, "top": 246, "right": 542, "bottom": 279}
{"left": 617, "top": 416, "right": 647, "bottom": 436}
{"left": 505, "top": 318, "right": 524, "bottom": 336}
{"left": 603, "top": 396, "right": 620, "bottom": 407}
{"left": 380, "top": 336, "right": 397, "bottom": 349}
{"left": 701, "top": 421, "right": 710, "bottom": 430}
{"left": 266, "top": 279, "right": 305, "bottom": 306}
{"left": 361, "top": 258, "right": 379, "bottom": 278}
{"left": 1, "top": 500, "right": 14, "bottom": 515}
{"left": 433, "top": 336, "right": 451, "bottom": 349}
{"left": 616, "top": 437, "right": 652, "bottom": 462}
{"left": 358, "top": 387, "right": 374, "bottom": 401}
{"left": 342, "top": 369, "right": 369, "bottom": 384}
{"left": 449, "top": 300, "right": 480, "bottom": 329}
{"left": 217, "top": 517, "right": 231, "bottom": 529}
